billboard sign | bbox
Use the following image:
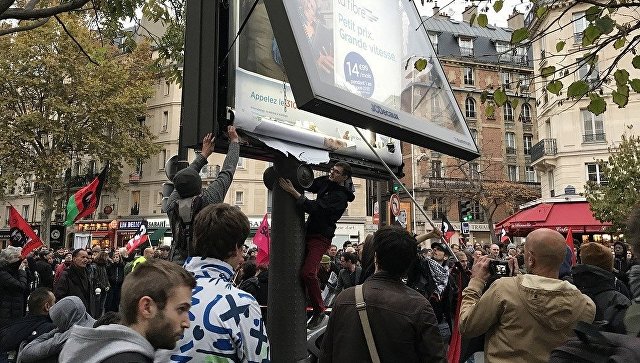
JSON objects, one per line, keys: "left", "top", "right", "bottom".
{"left": 234, "top": 1, "right": 403, "bottom": 168}
{"left": 263, "top": 0, "right": 479, "bottom": 160}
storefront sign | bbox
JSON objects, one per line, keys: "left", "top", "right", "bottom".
{"left": 76, "top": 222, "right": 110, "bottom": 232}
{"left": 147, "top": 218, "right": 170, "bottom": 229}
{"left": 118, "top": 220, "right": 145, "bottom": 230}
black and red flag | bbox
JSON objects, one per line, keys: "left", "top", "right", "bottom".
{"left": 8, "top": 206, "right": 44, "bottom": 257}
{"left": 64, "top": 164, "right": 108, "bottom": 226}
{"left": 441, "top": 215, "right": 455, "bottom": 243}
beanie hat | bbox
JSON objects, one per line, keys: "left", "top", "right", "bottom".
{"left": 580, "top": 242, "right": 613, "bottom": 271}
{"left": 173, "top": 168, "right": 202, "bottom": 198}
{"left": 320, "top": 255, "right": 331, "bottom": 264}
{"left": 507, "top": 243, "right": 516, "bottom": 250}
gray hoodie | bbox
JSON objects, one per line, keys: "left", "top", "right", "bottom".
{"left": 58, "top": 324, "right": 154, "bottom": 363}
{"left": 18, "top": 296, "right": 96, "bottom": 363}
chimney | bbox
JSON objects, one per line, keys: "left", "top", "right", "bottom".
{"left": 463, "top": 5, "right": 477, "bottom": 24}
{"left": 432, "top": 3, "right": 440, "bottom": 17}
{"left": 508, "top": 11, "right": 524, "bottom": 30}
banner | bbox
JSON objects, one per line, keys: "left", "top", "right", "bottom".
{"left": 8, "top": 206, "right": 44, "bottom": 257}
{"left": 126, "top": 221, "right": 149, "bottom": 255}
{"left": 65, "top": 164, "right": 108, "bottom": 226}
{"left": 253, "top": 213, "right": 270, "bottom": 265}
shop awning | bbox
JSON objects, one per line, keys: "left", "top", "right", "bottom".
{"left": 495, "top": 201, "right": 612, "bottom": 237}
{"left": 148, "top": 228, "right": 168, "bottom": 245}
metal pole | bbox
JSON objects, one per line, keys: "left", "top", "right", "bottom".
{"left": 353, "top": 127, "right": 458, "bottom": 260}
{"left": 266, "top": 158, "right": 308, "bottom": 362}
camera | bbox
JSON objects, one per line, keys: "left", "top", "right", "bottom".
{"left": 489, "top": 260, "right": 510, "bottom": 278}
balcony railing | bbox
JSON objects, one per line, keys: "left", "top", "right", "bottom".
{"left": 530, "top": 139, "right": 557, "bottom": 163}
{"left": 583, "top": 133, "right": 606, "bottom": 143}
{"left": 129, "top": 172, "right": 142, "bottom": 183}
{"left": 506, "top": 147, "right": 517, "bottom": 155}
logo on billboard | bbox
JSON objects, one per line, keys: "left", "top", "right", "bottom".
{"left": 371, "top": 103, "right": 399, "bottom": 120}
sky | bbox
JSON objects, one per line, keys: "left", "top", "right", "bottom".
{"left": 414, "top": 0, "right": 533, "bottom": 27}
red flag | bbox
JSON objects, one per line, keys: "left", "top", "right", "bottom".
{"left": 8, "top": 206, "right": 44, "bottom": 258}
{"left": 447, "top": 272, "right": 464, "bottom": 363}
{"left": 441, "top": 216, "right": 455, "bottom": 243}
{"left": 253, "top": 213, "right": 270, "bottom": 265}
{"left": 500, "top": 228, "right": 511, "bottom": 244}
{"left": 65, "top": 164, "right": 108, "bottom": 226}
{"left": 126, "top": 221, "right": 149, "bottom": 255}
{"left": 566, "top": 227, "right": 576, "bottom": 266}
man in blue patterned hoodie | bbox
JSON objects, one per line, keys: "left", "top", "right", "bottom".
{"left": 167, "top": 203, "right": 270, "bottom": 362}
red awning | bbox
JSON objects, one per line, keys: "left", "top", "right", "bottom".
{"left": 495, "top": 201, "right": 611, "bottom": 237}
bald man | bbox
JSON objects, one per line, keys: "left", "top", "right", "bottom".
{"left": 458, "top": 228, "right": 595, "bottom": 363}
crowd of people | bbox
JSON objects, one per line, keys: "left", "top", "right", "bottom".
{"left": 2, "top": 128, "right": 640, "bottom": 362}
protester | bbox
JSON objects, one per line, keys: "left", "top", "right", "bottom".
{"left": 279, "top": 161, "right": 355, "bottom": 329}
{"left": 458, "top": 228, "right": 596, "bottom": 363}
{"left": 571, "top": 242, "right": 631, "bottom": 329}
{"left": 105, "top": 251, "right": 124, "bottom": 313}
{"left": 0, "top": 246, "right": 28, "bottom": 329}
{"left": 18, "top": 296, "right": 95, "bottom": 363}
{"left": 54, "top": 249, "right": 91, "bottom": 313}
{"left": 59, "top": 259, "right": 196, "bottom": 363}
{"left": 33, "top": 250, "right": 54, "bottom": 290}
{"left": 167, "top": 126, "right": 240, "bottom": 263}
{"left": 53, "top": 253, "right": 71, "bottom": 285}
{"left": 162, "top": 203, "right": 269, "bottom": 362}
{"left": 333, "top": 252, "right": 361, "bottom": 295}
{"left": 238, "top": 260, "right": 259, "bottom": 298}
{"left": 0, "top": 288, "right": 56, "bottom": 360}
{"left": 319, "top": 225, "right": 446, "bottom": 362}
{"left": 90, "top": 252, "right": 110, "bottom": 317}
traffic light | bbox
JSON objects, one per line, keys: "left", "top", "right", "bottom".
{"left": 388, "top": 180, "right": 404, "bottom": 193}
{"left": 459, "top": 200, "right": 473, "bottom": 222}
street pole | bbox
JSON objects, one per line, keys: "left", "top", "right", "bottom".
{"left": 265, "top": 157, "right": 308, "bottom": 362}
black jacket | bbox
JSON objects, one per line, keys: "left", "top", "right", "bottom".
{"left": 572, "top": 264, "right": 631, "bottom": 321}
{"left": 319, "top": 271, "right": 446, "bottom": 363}
{"left": 34, "top": 260, "right": 54, "bottom": 290}
{"left": 106, "top": 262, "right": 124, "bottom": 287}
{"left": 0, "top": 314, "right": 55, "bottom": 352}
{"left": 0, "top": 262, "right": 28, "bottom": 328}
{"left": 298, "top": 176, "right": 355, "bottom": 239}
{"left": 54, "top": 265, "right": 91, "bottom": 312}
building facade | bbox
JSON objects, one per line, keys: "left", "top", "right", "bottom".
{"left": 395, "top": 6, "right": 541, "bottom": 245}
{"left": 528, "top": 2, "right": 640, "bottom": 198}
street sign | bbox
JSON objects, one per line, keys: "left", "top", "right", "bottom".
{"left": 390, "top": 194, "right": 400, "bottom": 216}
{"left": 461, "top": 222, "right": 470, "bottom": 235}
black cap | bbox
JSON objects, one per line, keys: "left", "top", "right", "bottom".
{"left": 431, "top": 242, "right": 451, "bottom": 256}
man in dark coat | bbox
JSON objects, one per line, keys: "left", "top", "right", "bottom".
{"left": 54, "top": 249, "right": 91, "bottom": 312}
{"left": 0, "top": 246, "right": 29, "bottom": 328}
{"left": 0, "top": 287, "right": 56, "bottom": 355}
{"left": 279, "top": 162, "right": 355, "bottom": 329}
{"left": 319, "top": 225, "right": 446, "bottom": 362}
{"left": 33, "top": 250, "right": 54, "bottom": 290}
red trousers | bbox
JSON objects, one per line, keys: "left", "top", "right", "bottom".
{"left": 300, "top": 234, "right": 331, "bottom": 312}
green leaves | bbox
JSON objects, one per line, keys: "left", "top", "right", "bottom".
{"left": 614, "top": 37, "right": 626, "bottom": 50}
{"left": 585, "top": 6, "right": 602, "bottom": 22}
{"left": 588, "top": 94, "right": 607, "bottom": 115}
{"left": 469, "top": 13, "right": 476, "bottom": 27}
{"left": 493, "top": 88, "right": 507, "bottom": 106}
{"left": 630, "top": 79, "right": 640, "bottom": 93}
{"left": 541, "top": 66, "right": 556, "bottom": 78}
{"left": 614, "top": 69, "right": 630, "bottom": 86}
{"left": 486, "top": 104, "right": 495, "bottom": 118}
{"left": 633, "top": 55, "right": 640, "bottom": 69}
{"left": 582, "top": 25, "right": 602, "bottom": 46}
{"left": 547, "top": 80, "right": 563, "bottom": 95}
{"left": 595, "top": 16, "right": 615, "bottom": 34}
{"left": 556, "top": 41, "right": 565, "bottom": 52}
{"left": 477, "top": 14, "right": 488, "bottom": 27}
{"left": 511, "top": 28, "right": 529, "bottom": 45}
{"left": 568, "top": 81, "right": 590, "bottom": 98}
{"left": 493, "top": 1, "right": 504, "bottom": 12}
{"left": 612, "top": 85, "right": 629, "bottom": 108}
{"left": 536, "top": 6, "right": 548, "bottom": 19}
{"left": 414, "top": 58, "right": 428, "bottom": 71}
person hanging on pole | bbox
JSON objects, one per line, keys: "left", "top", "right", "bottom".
{"left": 279, "top": 161, "right": 355, "bottom": 330}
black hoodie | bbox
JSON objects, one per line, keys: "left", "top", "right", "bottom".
{"left": 572, "top": 264, "right": 631, "bottom": 321}
{"left": 297, "top": 175, "right": 356, "bottom": 239}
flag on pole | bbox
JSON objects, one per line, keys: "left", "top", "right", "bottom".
{"left": 126, "top": 221, "right": 149, "bottom": 255}
{"left": 500, "top": 228, "right": 510, "bottom": 244}
{"left": 64, "top": 164, "right": 109, "bottom": 226}
{"left": 441, "top": 216, "right": 455, "bottom": 243}
{"left": 8, "top": 206, "right": 44, "bottom": 258}
{"left": 253, "top": 213, "right": 270, "bottom": 265}
{"left": 566, "top": 227, "right": 576, "bottom": 266}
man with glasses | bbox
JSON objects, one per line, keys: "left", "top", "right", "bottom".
{"left": 279, "top": 162, "right": 355, "bottom": 329}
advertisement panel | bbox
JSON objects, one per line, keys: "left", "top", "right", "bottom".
{"left": 235, "top": 1, "right": 402, "bottom": 167}
{"left": 263, "top": 0, "right": 479, "bottom": 160}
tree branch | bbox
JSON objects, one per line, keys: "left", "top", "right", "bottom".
{"left": 54, "top": 15, "right": 99, "bottom": 66}
{"left": 0, "top": 0, "right": 14, "bottom": 15}
{"left": 0, "top": 16, "right": 49, "bottom": 36}
{"left": 1, "top": 0, "right": 90, "bottom": 20}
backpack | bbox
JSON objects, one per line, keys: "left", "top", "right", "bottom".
{"left": 549, "top": 321, "right": 640, "bottom": 363}
{"left": 168, "top": 195, "right": 204, "bottom": 264}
